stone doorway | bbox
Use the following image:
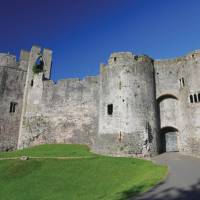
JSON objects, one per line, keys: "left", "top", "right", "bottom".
{"left": 160, "top": 127, "right": 179, "bottom": 153}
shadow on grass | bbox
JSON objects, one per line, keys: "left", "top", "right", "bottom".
{"left": 2, "top": 159, "right": 42, "bottom": 180}
{"left": 117, "top": 184, "right": 148, "bottom": 200}
{"left": 119, "top": 179, "right": 200, "bottom": 200}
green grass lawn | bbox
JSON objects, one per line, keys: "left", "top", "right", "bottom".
{"left": 0, "top": 144, "right": 94, "bottom": 158}
{"left": 0, "top": 144, "right": 167, "bottom": 200}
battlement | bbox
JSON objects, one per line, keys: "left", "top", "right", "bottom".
{"left": 155, "top": 49, "right": 200, "bottom": 65}
{"left": 42, "top": 76, "right": 99, "bottom": 89}
{"left": 108, "top": 52, "right": 153, "bottom": 66}
{"left": 0, "top": 53, "right": 17, "bottom": 67}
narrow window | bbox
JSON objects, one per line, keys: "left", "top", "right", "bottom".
{"left": 190, "top": 95, "right": 193, "bottom": 103}
{"left": 9, "top": 102, "right": 13, "bottom": 113}
{"left": 13, "top": 103, "right": 17, "bottom": 112}
{"left": 31, "top": 79, "right": 34, "bottom": 87}
{"left": 198, "top": 93, "right": 200, "bottom": 102}
{"left": 119, "top": 81, "right": 122, "bottom": 90}
{"left": 179, "top": 77, "right": 185, "bottom": 87}
{"left": 107, "top": 104, "right": 113, "bottom": 115}
{"left": 182, "top": 78, "right": 185, "bottom": 86}
{"left": 114, "top": 57, "right": 117, "bottom": 62}
{"left": 194, "top": 94, "right": 198, "bottom": 103}
{"left": 9, "top": 102, "right": 17, "bottom": 113}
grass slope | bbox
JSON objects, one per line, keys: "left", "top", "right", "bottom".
{"left": 0, "top": 144, "right": 94, "bottom": 158}
{"left": 0, "top": 144, "right": 167, "bottom": 200}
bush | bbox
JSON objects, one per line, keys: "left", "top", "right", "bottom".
{"left": 32, "top": 64, "right": 43, "bottom": 74}
{"left": 32, "top": 58, "right": 44, "bottom": 74}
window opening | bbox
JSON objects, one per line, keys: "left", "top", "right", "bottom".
{"left": 179, "top": 77, "right": 185, "bottom": 87}
{"left": 107, "top": 104, "right": 113, "bottom": 115}
{"left": 190, "top": 95, "right": 193, "bottom": 103}
{"left": 198, "top": 93, "right": 200, "bottom": 102}
{"left": 182, "top": 78, "right": 185, "bottom": 86}
{"left": 31, "top": 79, "right": 34, "bottom": 87}
{"left": 9, "top": 102, "right": 17, "bottom": 113}
{"left": 194, "top": 94, "right": 198, "bottom": 103}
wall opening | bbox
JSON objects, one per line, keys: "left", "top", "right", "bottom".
{"left": 198, "top": 93, "right": 200, "bottom": 102}
{"left": 179, "top": 77, "right": 185, "bottom": 88}
{"left": 189, "top": 93, "right": 200, "bottom": 103}
{"left": 157, "top": 94, "right": 178, "bottom": 103}
{"left": 114, "top": 57, "right": 117, "bottom": 62}
{"left": 107, "top": 104, "right": 113, "bottom": 115}
{"left": 32, "top": 56, "right": 44, "bottom": 74}
{"left": 9, "top": 102, "right": 17, "bottom": 113}
{"left": 182, "top": 78, "right": 185, "bottom": 86}
{"left": 159, "top": 127, "right": 179, "bottom": 153}
{"left": 31, "top": 79, "right": 34, "bottom": 87}
{"left": 190, "top": 95, "right": 194, "bottom": 103}
{"left": 194, "top": 94, "right": 198, "bottom": 103}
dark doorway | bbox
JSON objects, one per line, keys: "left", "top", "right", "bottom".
{"left": 160, "top": 127, "right": 178, "bottom": 153}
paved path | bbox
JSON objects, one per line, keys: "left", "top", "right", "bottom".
{"left": 134, "top": 152, "right": 200, "bottom": 200}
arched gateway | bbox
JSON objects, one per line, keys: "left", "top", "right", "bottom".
{"left": 159, "top": 127, "right": 179, "bottom": 153}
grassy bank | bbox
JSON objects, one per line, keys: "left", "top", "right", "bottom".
{"left": 0, "top": 144, "right": 167, "bottom": 200}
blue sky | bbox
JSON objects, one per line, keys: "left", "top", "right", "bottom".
{"left": 0, "top": 0, "right": 200, "bottom": 80}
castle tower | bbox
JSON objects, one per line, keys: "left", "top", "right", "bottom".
{"left": 17, "top": 46, "right": 52, "bottom": 149}
{"left": 94, "top": 52, "right": 158, "bottom": 157}
{"left": 0, "top": 51, "right": 29, "bottom": 151}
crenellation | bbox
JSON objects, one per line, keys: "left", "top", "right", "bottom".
{"left": 19, "top": 50, "right": 30, "bottom": 61}
{"left": 0, "top": 53, "right": 17, "bottom": 67}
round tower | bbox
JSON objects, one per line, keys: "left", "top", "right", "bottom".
{"left": 94, "top": 52, "right": 158, "bottom": 157}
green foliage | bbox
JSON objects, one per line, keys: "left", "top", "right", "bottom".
{"left": 0, "top": 144, "right": 167, "bottom": 200}
{"left": 32, "top": 57, "right": 44, "bottom": 74}
{"left": 32, "top": 63, "right": 43, "bottom": 74}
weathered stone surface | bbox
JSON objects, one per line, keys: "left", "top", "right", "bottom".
{"left": 1, "top": 46, "right": 200, "bottom": 158}
{"left": 0, "top": 51, "right": 28, "bottom": 151}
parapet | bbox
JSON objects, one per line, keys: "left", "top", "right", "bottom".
{"left": 0, "top": 53, "right": 17, "bottom": 67}
{"left": 155, "top": 49, "right": 200, "bottom": 65}
{"left": 108, "top": 52, "right": 134, "bottom": 65}
{"left": 19, "top": 50, "right": 30, "bottom": 61}
{"left": 108, "top": 52, "right": 153, "bottom": 65}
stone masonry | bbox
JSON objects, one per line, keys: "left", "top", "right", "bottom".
{"left": 1, "top": 45, "right": 200, "bottom": 158}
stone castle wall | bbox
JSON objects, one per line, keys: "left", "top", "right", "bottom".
{"left": 0, "top": 51, "right": 29, "bottom": 150}
{"left": 1, "top": 45, "right": 200, "bottom": 158}
{"left": 19, "top": 75, "right": 99, "bottom": 148}
{"left": 17, "top": 46, "right": 99, "bottom": 149}
{"left": 154, "top": 50, "right": 200, "bottom": 155}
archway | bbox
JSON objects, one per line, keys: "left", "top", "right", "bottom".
{"left": 159, "top": 126, "right": 179, "bottom": 153}
{"left": 157, "top": 94, "right": 179, "bottom": 133}
{"left": 32, "top": 55, "right": 44, "bottom": 74}
{"left": 157, "top": 94, "right": 178, "bottom": 103}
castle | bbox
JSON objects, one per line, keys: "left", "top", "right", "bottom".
{"left": 1, "top": 45, "right": 200, "bottom": 158}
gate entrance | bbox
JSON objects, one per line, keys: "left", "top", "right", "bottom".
{"left": 160, "top": 127, "right": 178, "bottom": 153}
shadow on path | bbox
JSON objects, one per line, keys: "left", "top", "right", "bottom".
{"left": 123, "top": 153, "right": 200, "bottom": 200}
{"left": 129, "top": 179, "right": 200, "bottom": 200}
